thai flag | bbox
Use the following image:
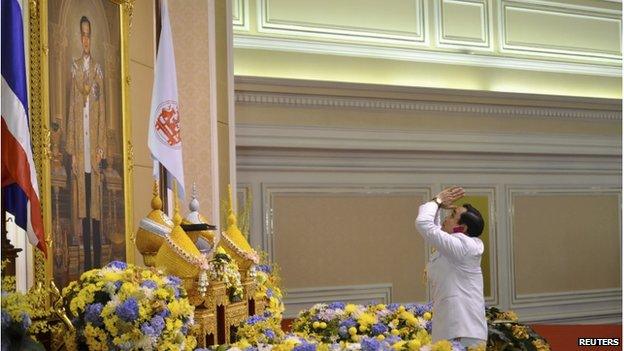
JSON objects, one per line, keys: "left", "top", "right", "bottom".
{"left": 1, "top": 0, "right": 47, "bottom": 255}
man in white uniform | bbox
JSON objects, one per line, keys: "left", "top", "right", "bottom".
{"left": 415, "top": 186, "right": 488, "bottom": 348}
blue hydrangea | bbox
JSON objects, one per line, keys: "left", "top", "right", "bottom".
{"left": 384, "top": 335, "right": 401, "bottom": 345}
{"left": 181, "top": 325, "right": 189, "bottom": 334}
{"left": 20, "top": 313, "right": 31, "bottom": 331}
{"left": 266, "top": 288, "right": 274, "bottom": 298}
{"left": 116, "top": 298, "right": 139, "bottom": 322}
{"left": 194, "top": 349, "right": 211, "bottom": 351}
{"left": 328, "top": 302, "right": 346, "bottom": 310}
{"left": 263, "top": 329, "right": 276, "bottom": 340}
{"left": 338, "top": 326, "right": 348, "bottom": 338}
{"left": 339, "top": 318, "right": 356, "bottom": 329}
{"left": 141, "top": 322, "right": 157, "bottom": 337}
{"left": 106, "top": 261, "right": 128, "bottom": 270}
{"left": 85, "top": 303, "right": 104, "bottom": 326}
{"left": 114, "top": 280, "right": 123, "bottom": 291}
{"left": 166, "top": 275, "right": 182, "bottom": 286}
{"left": 451, "top": 340, "right": 466, "bottom": 351}
{"left": 256, "top": 264, "right": 272, "bottom": 273}
{"left": 151, "top": 315, "right": 165, "bottom": 333}
{"left": 1, "top": 310, "right": 11, "bottom": 328}
{"left": 425, "top": 321, "right": 432, "bottom": 333}
{"left": 293, "top": 342, "right": 316, "bottom": 351}
{"left": 140, "top": 280, "right": 158, "bottom": 290}
{"left": 361, "top": 337, "right": 383, "bottom": 351}
{"left": 244, "top": 347, "right": 258, "bottom": 351}
{"left": 157, "top": 309, "right": 170, "bottom": 319}
{"left": 371, "top": 323, "right": 388, "bottom": 335}
{"left": 387, "top": 303, "right": 400, "bottom": 312}
{"left": 247, "top": 315, "right": 267, "bottom": 325}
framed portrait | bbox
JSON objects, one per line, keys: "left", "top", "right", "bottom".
{"left": 28, "top": 0, "right": 135, "bottom": 288}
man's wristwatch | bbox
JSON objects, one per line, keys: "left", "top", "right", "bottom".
{"left": 432, "top": 196, "right": 443, "bottom": 206}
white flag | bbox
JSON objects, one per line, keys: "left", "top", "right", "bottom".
{"left": 148, "top": 0, "right": 185, "bottom": 199}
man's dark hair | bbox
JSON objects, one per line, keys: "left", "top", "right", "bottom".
{"left": 459, "top": 203, "right": 484, "bottom": 237}
{"left": 80, "top": 16, "right": 91, "bottom": 33}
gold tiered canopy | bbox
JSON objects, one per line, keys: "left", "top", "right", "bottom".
{"left": 217, "top": 185, "right": 259, "bottom": 272}
{"left": 135, "top": 181, "right": 173, "bottom": 266}
{"left": 154, "top": 185, "right": 204, "bottom": 281}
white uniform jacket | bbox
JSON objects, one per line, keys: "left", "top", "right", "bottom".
{"left": 415, "top": 201, "right": 488, "bottom": 342}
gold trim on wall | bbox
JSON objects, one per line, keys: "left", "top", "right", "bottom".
{"left": 28, "top": 0, "right": 135, "bottom": 291}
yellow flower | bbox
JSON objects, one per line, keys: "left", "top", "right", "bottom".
{"left": 391, "top": 329, "right": 400, "bottom": 336}
{"left": 392, "top": 341, "right": 406, "bottom": 350}
{"left": 398, "top": 305, "right": 406, "bottom": 313}
{"left": 313, "top": 321, "right": 320, "bottom": 329}
{"left": 431, "top": 340, "right": 452, "bottom": 351}
{"left": 345, "top": 304, "right": 357, "bottom": 314}
{"left": 351, "top": 334, "right": 360, "bottom": 342}
{"left": 359, "top": 325, "right": 368, "bottom": 332}
{"left": 467, "top": 342, "right": 486, "bottom": 351}
{"left": 319, "top": 322, "right": 327, "bottom": 329}
{"left": 423, "top": 312, "right": 432, "bottom": 320}
{"left": 407, "top": 339, "right": 421, "bottom": 351}
{"left": 348, "top": 327, "right": 357, "bottom": 335}
{"left": 376, "top": 335, "right": 385, "bottom": 341}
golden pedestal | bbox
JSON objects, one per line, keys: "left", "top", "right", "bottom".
{"left": 192, "top": 309, "right": 218, "bottom": 348}
{"left": 224, "top": 300, "right": 249, "bottom": 344}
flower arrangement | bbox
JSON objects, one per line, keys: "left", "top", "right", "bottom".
{"left": 208, "top": 249, "right": 244, "bottom": 302}
{"left": 485, "top": 307, "right": 550, "bottom": 351}
{"left": 292, "top": 302, "right": 433, "bottom": 347}
{"left": 1, "top": 260, "right": 48, "bottom": 350}
{"left": 61, "top": 261, "right": 196, "bottom": 350}
{"left": 252, "top": 253, "right": 285, "bottom": 318}
{"left": 235, "top": 311, "right": 285, "bottom": 346}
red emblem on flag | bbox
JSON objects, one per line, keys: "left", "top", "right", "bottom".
{"left": 155, "top": 101, "right": 181, "bottom": 148}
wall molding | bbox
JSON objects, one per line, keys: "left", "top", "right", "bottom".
{"left": 258, "top": 0, "right": 428, "bottom": 45}
{"left": 283, "top": 284, "right": 393, "bottom": 318}
{"left": 506, "top": 186, "right": 622, "bottom": 309}
{"left": 262, "top": 184, "right": 431, "bottom": 261}
{"left": 235, "top": 91, "right": 622, "bottom": 122}
{"left": 236, "top": 124, "right": 621, "bottom": 157}
{"left": 500, "top": 0, "right": 622, "bottom": 61}
{"left": 232, "top": 0, "right": 249, "bottom": 30}
{"left": 435, "top": 0, "right": 492, "bottom": 50}
{"left": 233, "top": 35, "right": 622, "bottom": 77}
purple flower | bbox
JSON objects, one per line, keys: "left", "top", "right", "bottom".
{"left": 425, "top": 321, "right": 432, "bottom": 333}
{"left": 361, "top": 337, "right": 383, "bottom": 351}
{"left": 166, "top": 275, "right": 182, "bottom": 286}
{"left": 141, "top": 280, "right": 158, "bottom": 290}
{"left": 266, "top": 288, "right": 274, "bottom": 298}
{"left": 328, "top": 302, "right": 346, "bottom": 310}
{"left": 387, "top": 303, "right": 400, "bottom": 312}
{"left": 385, "top": 336, "right": 401, "bottom": 345}
{"left": 106, "top": 261, "right": 128, "bottom": 270}
{"left": 263, "top": 329, "right": 276, "bottom": 340}
{"left": 1, "top": 311, "right": 10, "bottom": 328}
{"left": 339, "top": 318, "right": 356, "bottom": 329}
{"left": 371, "top": 323, "right": 388, "bottom": 335}
{"left": 20, "top": 313, "right": 31, "bottom": 331}
{"left": 244, "top": 347, "right": 258, "bottom": 351}
{"left": 338, "top": 326, "right": 348, "bottom": 338}
{"left": 451, "top": 340, "right": 466, "bottom": 351}
{"left": 247, "top": 315, "right": 267, "bottom": 325}
{"left": 116, "top": 298, "right": 139, "bottom": 322}
{"left": 150, "top": 315, "right": 165, "bottom": 333}
{"left": 141, "top": 322, "right": 157, "bottom": 337}
{"left": 293, "top": 342, "right": 316, "bottom": 351}
{"left": 194, "top": 349, "right": 211, "bottom": 351}
{"left": 158, "top": 309, "right": 170, "bottom": 319}
{"left": 256, "top": 264, "right": 272, "bottom": 273}
{"left": 114, "top": 280, "right": 123, "bottom": 291}
{"left": 85, "top": 303, "right": 104, "bottom": 326}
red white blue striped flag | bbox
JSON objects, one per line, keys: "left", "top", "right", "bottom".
{"left": 1, "top": 0, "right": 47, "bottom": 255}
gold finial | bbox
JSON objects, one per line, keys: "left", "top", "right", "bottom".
{"left": 151, "top": 180, "right": 162, "bottom": 210}
{"left": 227, "top": 184, "right": 237, "bottom": 227}
{"left": 173, "top": 182, "right": 182, "bottom": 226}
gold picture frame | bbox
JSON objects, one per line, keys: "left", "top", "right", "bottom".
{"left": 28, "top": 0, "right": 135, "bottom": 289}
